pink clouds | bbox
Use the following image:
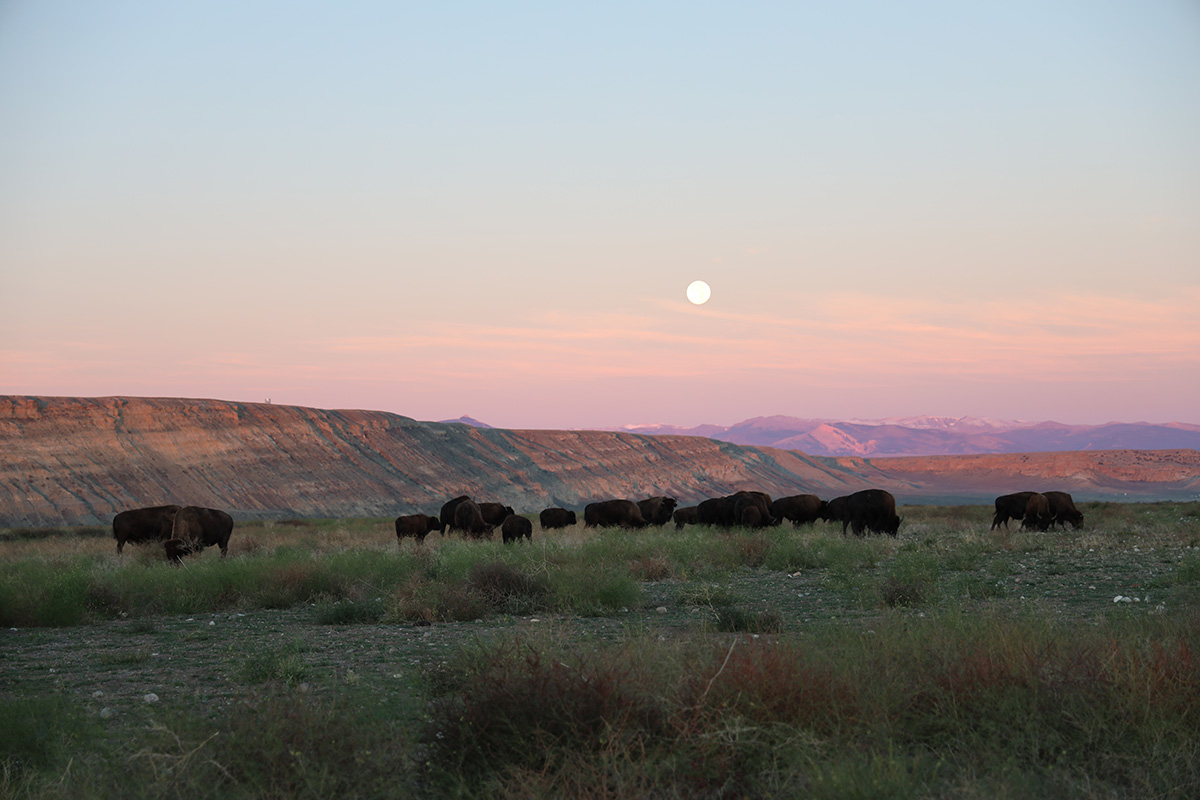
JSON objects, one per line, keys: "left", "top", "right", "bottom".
{"left": 3, "top": 287, "right": 1195, "bottom": 428}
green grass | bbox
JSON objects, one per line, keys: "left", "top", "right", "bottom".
{"left": 5, "top": 502, "right": 1200, "bottom": 798}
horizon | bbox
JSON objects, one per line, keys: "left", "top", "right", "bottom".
{"left": 6, "top": 393, "right": 1198, "bottom": 432}
{"left": 3, "top": 3, "right": 1197, "bottom": 430}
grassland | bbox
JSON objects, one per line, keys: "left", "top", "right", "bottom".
{"left": 2, "top": 501, "right": 1200, "bottom": 798}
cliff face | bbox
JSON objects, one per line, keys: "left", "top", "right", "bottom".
{"left": 1, "top": 396, "right": 1197, "bottom": 526}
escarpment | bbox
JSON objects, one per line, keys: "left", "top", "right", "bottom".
{"left": 1, "top": 396, "right": 1196, "bottom": 526}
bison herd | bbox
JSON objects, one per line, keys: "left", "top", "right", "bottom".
{"left": 990, "top": 491, "right": 1084, "bottom": 532}
{"left": 396, "top": 488, "right": 905, "bottom": 543}
{"left": 111, "top": 488, "right": 1086, "bottom": 560}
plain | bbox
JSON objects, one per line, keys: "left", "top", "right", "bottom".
{"left": 3, "top": 501, "right": 1200, "bottom": 799}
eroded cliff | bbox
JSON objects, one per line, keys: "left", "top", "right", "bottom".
{"left": 1, "top": 396, "right": 1196, "bottom": 526}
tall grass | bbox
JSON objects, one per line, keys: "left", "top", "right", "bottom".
{"left": 421, "top": 614, "right": 1200, "bottom": 797}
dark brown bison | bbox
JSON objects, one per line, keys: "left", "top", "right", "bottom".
{"left": 584, "top": 499, "right": 648, "bottom": 529}
{"left": 395, "top": 513, "right": 441, "bottom": 543}
{"left": 829, "top": 489, "right": 900, "bottom": 536}
{"left": 991, "top": 492, "right": 1036, "bottom": 531}
{"left": 822, "top": 496, "right": 848, "bottom": 527}
{"left": 696, "top": 496, "right": 734, "bottom": 526}
{"left": 734, "top": 491, "right": 774, "bottom": 528}
{"left": 478, "top": 502, "right": 516, "bottom": 527}
{"left": 539, "top": 507, "right": 577, "bottom": 530}
{"left": 164, "top": 506, "right": 233, "bottom": 561}
{"left": 1022, "top": 493, "right": 1052, "bottom": 531}
{"left": 112, "top": 504, "right": 181, "bottom": 554}
{"left": 1044, "top": 491, "right": 1084, "bottom": 529}
{"left": 673, "top": 506, "right": 698, "bottom": 530}
{"left": 696, "top": 491, "right": 773, "bottom": 528}
{"left": 770, "top": 494, "right": 826, "bottom": 527}
{"left": 453, "top": 499, "right": 493, "bottom": 538}
{"left": 637, "top": 496, "right": 678, "bottom": 527}
{"left": 501, "top": 515, "right": 533, "bottom": 543}
{"left": 439, "top": 495, "right": 471, "bottom": 533}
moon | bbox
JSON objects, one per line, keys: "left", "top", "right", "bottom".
{"left": 686, "top": 280, "right": 711, "bottom": 305}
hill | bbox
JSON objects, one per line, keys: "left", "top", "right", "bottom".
{"left": 614, "top": 415, "right": 1200, "bottom": 456}
{"left": 1, "top": 396, "right": 1197, "bottom": 526}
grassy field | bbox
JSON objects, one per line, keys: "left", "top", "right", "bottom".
{"left": 3, "top": 501, "right": 1200, "bottom": 798}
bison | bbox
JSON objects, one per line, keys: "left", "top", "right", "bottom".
{"left": 395, "top": 513, "right": 441, "bottom": 543}
{"left": 827, "top": 489, "right": 900, "bottom": 536}
{"left": 583, "top": 499, "right": 648, "bottom": 529}
{"left": 673, "top": 506, "right": 699, "bottom": 530}
{"left": 1044, "top": 491, "right": 1084, "bottom": 529}
{"left": 164, "top": 506, "right": 233, "bottom": 562}
{"left": 112, "top": 504, "right": 181, "bottom": 554}
{"left": 991, "top": 492, "right": 1036, "bottom": 531}
{"left": 734, "top": 491, "right": 774, "bottom": 528}
{"left": 453, "top": 499, "right": 493, "bottom": 538}
{"left": 696, "top": 496, "right": 736, "bottom": 527}
{"left": 539, "top": 507, "right": 577, "bottom": 530}
{"left": 478, "top": 502, "right": 516, "bottom": 527}
{"left": 501, "top": 514, "right": 533, "bottom": 543}
{"left": 822, "top": 496, "right": 848, "bottom": 527}
{"left": 439, "top": 495, "right": 471, "bottom": 533}
{"left": 636, "top": 496, "right": 678, "bottom": 527}
{"left": 696, "top": 491, "right": 773, "bottom": 528}
{"left": 1022, "top": 493, "right": 1052, "bottom": 532}
{"left": 770, "top": 494, "right": 826, "bottom": 527}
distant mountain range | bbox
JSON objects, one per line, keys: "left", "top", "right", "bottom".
{"left": 605, "top": 416, "right": 1200, "bottom": 457}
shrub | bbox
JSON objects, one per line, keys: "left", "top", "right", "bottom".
{"left": 0, "top": 696, "right": 95, "bottom": 775}
{"left": 314, "top": 598, "right": 384, "bottom": 625}
{"left": 712, "top": 606, "right": 783, "bottom": 634}
{"left": 237, "top": 639, "right": 309, "bottom": 685}
{"left": 629, "top": 556, "right": 673, "bottom": 581}
{"left": 388, "top": 576, "right": 489, "bottom": 623}
{"left": 468, "top": 561, "right": 551, "bottom": 614}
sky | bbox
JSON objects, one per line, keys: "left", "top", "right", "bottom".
{"left": 2, "top": 2, "right": 1198, "bottom": 430}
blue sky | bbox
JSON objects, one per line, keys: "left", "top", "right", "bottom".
{"left": 2, "top": 2, "right": 1197, "bottom": 428}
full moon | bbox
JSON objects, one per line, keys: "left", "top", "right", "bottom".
{"left": 686, "top": 280, "right": 711, "bottom": 305}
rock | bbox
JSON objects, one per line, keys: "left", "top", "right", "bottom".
{"left": 2, "top": 395, "right": 1198, "bottom": 526}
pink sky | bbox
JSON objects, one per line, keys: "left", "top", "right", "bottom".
{"left": 2, "top": 3, "right": 1198, "bottom": 429}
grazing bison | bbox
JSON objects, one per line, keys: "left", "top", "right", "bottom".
{"left": 673, "top": 506, "right": 699, "bottom": 530}
{"left": 112, "top": 504, "right": 181, "bottom": 554}
{"left": 539, "top": 507, "right": 577, "bottom": 530}
{"left": 501, "top": 514, "right": 533, "bottom": 543}
{"left": 164, "top": 506, "right": 233, "bottom": 562}
{"left": 1044, "top": 491, "right": 1084, "bottom": 529}
{"left": 439, "top": 495, "right": 471, "bottom": 533}
{"left": 1022, "top": 493, "right": 1052, "bottom": 532}
{"left": 696, "top": 491, "right": 774, "bottom": 528}
{"left": 991, "top": 492, "right": 1037, "bottom": 531}
{"left": 478, "top": 502, "right": 516, "bottom": 527}
{"left": 453, "top": 499, "right": 493, "bottom": 538}
{"left": 830, "top": 489, "right": 900, "bottom": 536}
{"left": 734, "top": 491, "right": 774, "bottom": 528}
{"left": 584, "top": 499, "right": 648, "bottom": 529}
{"left": 395, "top": 513, "right": 441, "bottom": 543}
{"left": 637, "top": 496, "right": 678, "bottom": 527}
{"left": 696, "top": 496, "right": 735, "bottom": 527}
{"left": 822, "top": 496, "right": 848, "bottom": 528}
{"left": 770, "top": 494, "right": 826, "bottom": 527}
